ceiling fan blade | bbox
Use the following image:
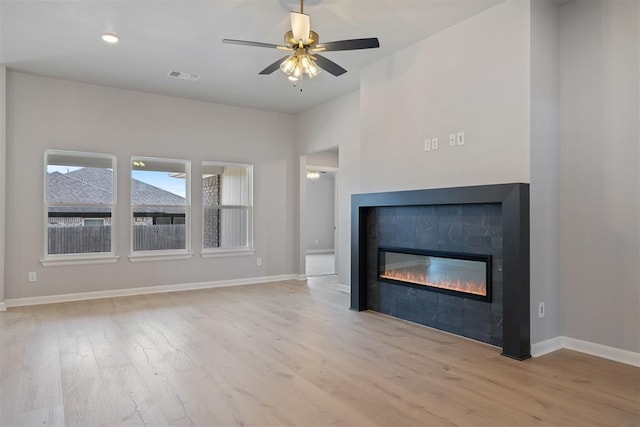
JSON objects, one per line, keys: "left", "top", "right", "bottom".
{"left": 313, "top": 54, "right": 347, "bottom": 77}
{"left": 259, "top": 56, "right": 290, "bottom": 75}
{"left": 290, "top": 12, "right": 310, "bottom": 44}
{"left": 222, "top": 39, "right": 291, "bottom": 51}
{"left": 313, "top": 38, "right": 380, "bottom": 52}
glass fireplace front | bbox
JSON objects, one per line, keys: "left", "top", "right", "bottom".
{"left": 378, "top": 247, "right": 491, "bottom": 302}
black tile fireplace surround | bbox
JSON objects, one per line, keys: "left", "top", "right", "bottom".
{"left": 351, "top": 183, "right": 530, "bottom": 360}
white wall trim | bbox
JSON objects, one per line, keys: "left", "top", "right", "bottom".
{"left": 305, "top": 249, "right": 335, "bottom": 255}
{"left": 0, "top": 66, "right": 6, "bottom": 306}
{"left": 201, "top": 248, "right": 256, "bottom": 258}
{"left": 562, "top": 337, "right": 640, "bottom": 367}
{"left": 297, "top": 274, "right": 307, "bottom": 281}
{"left": 4, "top": 274, "right": 299, "bottom": 308}
{"left": 41, "top": 255, "right": 120, "bottom": 267}
{"left": 0, "top": 301, "right": 6, "bottom": 312}
{"left": 336, "top": 284, "right": 350, "bottom": 293}
{"left": 531, "top": 336, "right": 564, "bottom": 357}
{"left": 532, "top": 336, "right": 640, "bottom": 367}
{"left": 128, "top": 252, "right": 194, "bottom": 263}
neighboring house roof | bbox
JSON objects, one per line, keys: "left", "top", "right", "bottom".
{"left": 48, "top": 167, "right": 186, "bottom": 215}
{"left": 48, "top": 171, "right": 113, "bottom": 204}
{"left": 131, "top": 178, "right": 185, "bottom": 206}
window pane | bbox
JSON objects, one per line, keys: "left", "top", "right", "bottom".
{"left": 47, "top": 165, "right": 113, "bottom": 204}
{"left": 203, "top": 165, "right": 250, "bottom": 207}
{"left": 203, "top": 207, "right": 248, "bottom": 249}
{"left": 47, "top": 209, "right": 112, "bottom": 254}
{"left": 132, "top": 159, "right": 186, "bottom": 205}
{"left": 46, "top": 151, "right": 115, "bottom": 257}
{"left": 131, "top": 157, "right": 189, "bottom": 253}
{"left": 132, "top": 207, "right": 187, "bottom": 251}
{"left": 202, "top": 162, "right": 252, "bottom": 251}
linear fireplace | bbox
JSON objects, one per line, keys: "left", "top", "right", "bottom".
{"left": 351, "top": 183, "right": 530, "bottom": 360}
{"left": 378, "top": 248, "right": 491, "bottom": 302}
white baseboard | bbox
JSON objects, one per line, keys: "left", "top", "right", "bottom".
{"left": 0, "top": 301, "right": 6, "bottom": 312}
{"left": 531, "top": 336, "right": 564, "bottom": 357}
{"left": 563, "top": 337, "right": 640, "bottom": 367}
{"left": 305, "top": 249, "right": 335, "bottom": 255}
{"left": 336, "top": 284, "right": 350, "bottom": 293}
{"left": 4, "top": 274, "right": 299, "bottom": 308}
{"left": 532, "top": 336, "right": 639, "bottom": 367}
{"left": 297, "top": 275, "right": 307, "bottom": 281}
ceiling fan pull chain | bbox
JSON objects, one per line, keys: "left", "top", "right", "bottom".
{"left": 293, "top": 74, "right": 304, "bottom": 93}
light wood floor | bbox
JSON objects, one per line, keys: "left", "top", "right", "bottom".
{"left": 1, "top": 276, "right": 638, "bottom": 427}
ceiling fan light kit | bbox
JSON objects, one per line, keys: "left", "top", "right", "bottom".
{"left": 222, "top": 0, "right": 379, "bottom": 85}
{"left": 280, "top": 49, "right": 320, "bottom": 81}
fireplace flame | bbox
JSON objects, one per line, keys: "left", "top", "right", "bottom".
{"left": 380, "top": 269, "right": 487, "bottom": 296}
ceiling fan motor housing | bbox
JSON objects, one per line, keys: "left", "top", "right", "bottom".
{"left": 285, "top": 30, "right": 318, "bottom": 48}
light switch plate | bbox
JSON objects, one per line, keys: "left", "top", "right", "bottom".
{"left": 449, "top": 133, "right": 457, "bottom": 146}
{"left": 457, "top": 132, "right": 465, "bottom": 146}
{"left": 431, "top": 137, "right": 439, "bottom": 150}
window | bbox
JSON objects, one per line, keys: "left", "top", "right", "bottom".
{"left": 202, "top": 162, "right": 253, "bottom": 254}
{"left": 131, "top": 157, "right": 190, "bottom": 257}
{"left": 44, "top": 150, "right": 116, "bottom": 263}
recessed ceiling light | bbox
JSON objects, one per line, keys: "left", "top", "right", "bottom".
{"left": 101, "top": 32, "right": 119, "bottom": 44}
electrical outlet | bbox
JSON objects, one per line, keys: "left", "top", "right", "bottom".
{"left": 457, "top": 131, "right": 465, "bottom": 146}
{"left": 257, "top": 257, "right": 262, "bottom": 266}
{"left": 431, "top": 137, "right": 439, "bottom": 150}
{"left": 28, "top": 272, "right": 37, "bottom": 282}
{"left": 538, "top": 302, "right": 545, "bottom": 318}
{"left": 424, "top": 139, "right": 431, "bottom": 152}
{"left": 449, "top": 133, "right": 457, "bottom": 146}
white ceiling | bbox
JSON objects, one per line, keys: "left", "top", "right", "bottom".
{"left": 0, "top": 0, "right": 503, "bottom": 114}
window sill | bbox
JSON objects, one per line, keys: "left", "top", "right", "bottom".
{"left": 41, "top": 255, "right": 120, "bottom": 267}
{"left": 201, "top": 248, "right": 256, "bottom": 258}
{"left": 128, "top": 251, "right": 194, "bottom": 263}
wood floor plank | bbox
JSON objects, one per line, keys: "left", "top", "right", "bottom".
{"left": 0, "top": 277, "right": 638, "bottom": 426}
{"left": 100, "top": 364, "right": 170, "bottom": 426}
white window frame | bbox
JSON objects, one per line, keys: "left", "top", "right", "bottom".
{"left": 129, "top": 156, "right": 193, "bottom": 262}
{"left": 42, "top": 150, "right": 118, "bottom": 266}
{"left": 201, "top": 161, "right": 254, "bottom": 258}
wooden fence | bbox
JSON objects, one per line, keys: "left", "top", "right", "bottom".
{"left": 48, "top": 224, "right": 186, "bottom": 254}
{"left": 133, "top": 224, "right": 185, "bottom": 251}
{"left": 48, "top": 225, "right": 111, "bottom": 254}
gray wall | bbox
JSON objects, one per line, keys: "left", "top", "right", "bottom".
{"left": 530, "top": 0, "right": 562, "bottom": 344}
{"left": 359, "top": 0, "right": 531, "bottom": 193}
{"left": 5, "top": 72, "right": 298, "bottom": 299}
{"left": 559, "top": 0, "right": 640, "bottom": 352}
{"left": 306, "top": 150, "right": 338, "bottom": 169}
{"left": 304, "top": 173, "right": 335, "bottom": 252}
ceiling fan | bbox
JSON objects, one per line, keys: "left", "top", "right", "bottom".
{"left": 222, "top": 0, "right": 380, "bottom": 82}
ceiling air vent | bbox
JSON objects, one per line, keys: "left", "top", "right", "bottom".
{"left": 167, "top": 71, "right": 200, "bottom": 81}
